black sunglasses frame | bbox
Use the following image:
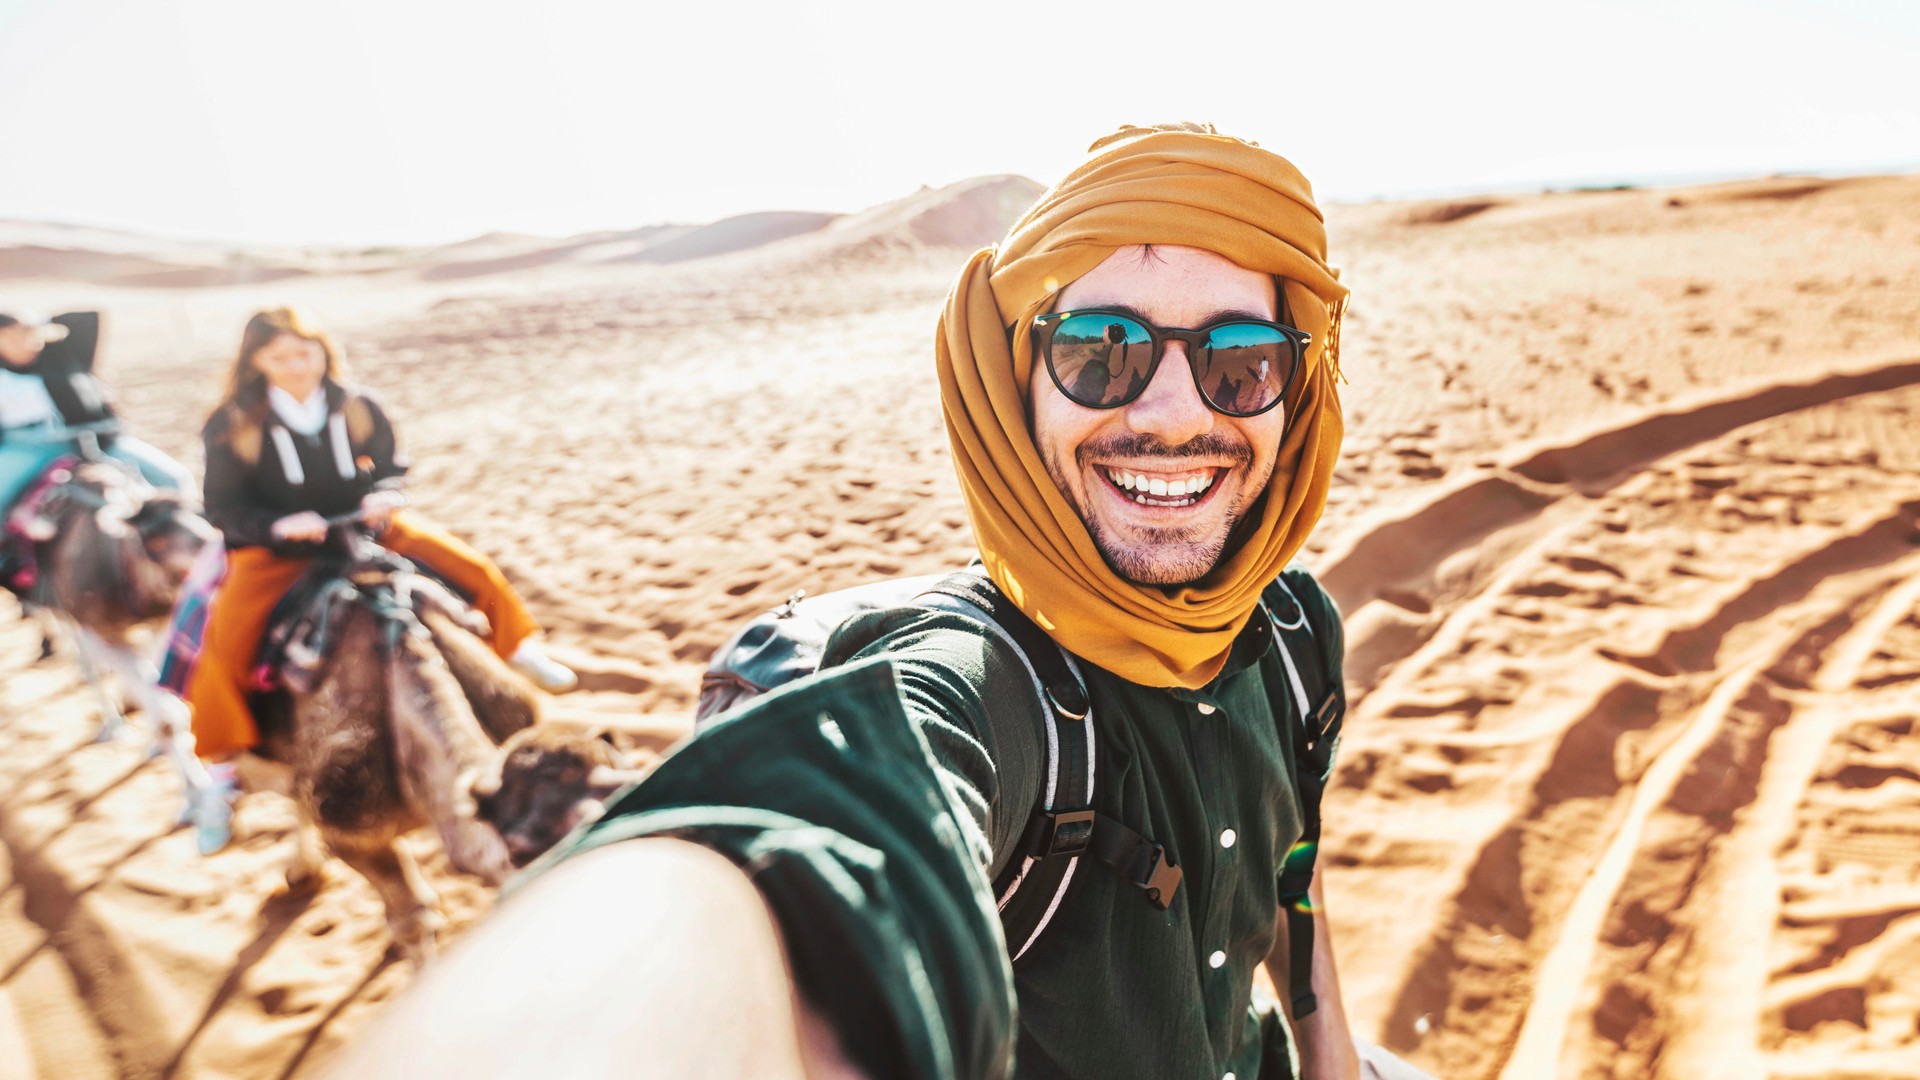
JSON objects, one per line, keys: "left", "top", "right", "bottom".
{"left": 1032, "top": 308, "right": 1312, "bottom": 418}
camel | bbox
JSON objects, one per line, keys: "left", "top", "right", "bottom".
{"left": 471, "top": 724, "right": 647, "bottom": 869}
{"left": 239, "top": 528, "right": 608, "bottom": 961}
{"left": 8, "top": 455, "right": 215, "bottom": 801}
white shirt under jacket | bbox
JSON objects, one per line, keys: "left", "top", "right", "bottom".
{"left": 0, "top": 368, "right": 60, "bottom": 430}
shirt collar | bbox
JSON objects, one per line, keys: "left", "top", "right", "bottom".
{"left": 267, "top": 384, "right": 330, "bottom": 436}
{"left": 1160, "top": 600, "right": 1276, "bottom": 701}
{"left": 1220, "top": 600, "right": 1277, "bottom": 679}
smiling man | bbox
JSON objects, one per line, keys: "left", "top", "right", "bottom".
{"left": 1032, "top": 244, "right": 1297, "bottom": 588}
{"left": 339, "top": 124, "right": 1427, "bottom": 1080}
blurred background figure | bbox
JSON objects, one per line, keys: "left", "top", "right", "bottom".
{"left": 0, "top": 310, "right": 194, "bottom": 511}
{"left": 179, "top": 307, "right": 577, "bottom": 854}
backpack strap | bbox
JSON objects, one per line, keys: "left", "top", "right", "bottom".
{"left": 915, "top": 570, "right": 1183, "bottom": 963}
{"left": 1269, "top": 572, "right": 1346, "bottom": 1019}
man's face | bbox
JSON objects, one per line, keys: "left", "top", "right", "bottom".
{"left": 0, "top": 324, "right": 44, "bottom": 368}
{"left": 1032, "top": 245, "right": 1286, "bottom": 586}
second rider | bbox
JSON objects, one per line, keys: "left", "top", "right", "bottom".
{"left": 184, "top": 307, "right": 577, "bottom": 852}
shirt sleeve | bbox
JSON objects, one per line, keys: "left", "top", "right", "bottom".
{"left": 199, "top": 410, "right": 280, "bottom": 549}
{"left": 535, "top": 657, "right": 1023, "bottom": 1080}
{"left": 351, "top": 390, "right": 410, "bottom": 493}
{"left": 821, "top": 605, "right": 1046, "bottom": 879}
{"left": 48, "top": 312, "right": 101, "bottom": 375}
{"left": 44, "top": 312, "right": 115, "bottom": 421}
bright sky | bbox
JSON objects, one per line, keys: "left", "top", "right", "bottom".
{"left": 2, "top": 0, "right": 1915, "bottom": 246}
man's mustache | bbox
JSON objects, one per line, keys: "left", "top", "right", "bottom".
{"left": 1076, "top": 432, "right": 1254, "bottom": 468}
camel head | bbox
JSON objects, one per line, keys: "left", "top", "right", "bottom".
{"left": 125, "top": 490, "right": 216, "bottom": 579}
{"left": 470, "top": 726, "right": 647, "bottom": 868}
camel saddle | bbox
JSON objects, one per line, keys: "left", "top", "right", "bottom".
{"left": 252, "top": 542, "right": 472, "bottom": 698}
{"left": 1, "top": 455, "right": 138, "bottom": 605}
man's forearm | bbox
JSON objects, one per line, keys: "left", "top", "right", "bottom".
{"left": 1269, "top": 872, "right": 1362, "bottom": 1080}
{"left": 330, "top": 839, "right": 863, "bottom": 1079}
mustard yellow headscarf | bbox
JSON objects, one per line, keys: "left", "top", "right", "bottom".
{"left": 936, "top": 123, "right": 1349, "bottom": 689}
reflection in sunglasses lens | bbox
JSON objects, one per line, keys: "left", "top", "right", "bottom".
{"left": 1201, "top": 324, "right": 1292, "bottom": 415}
{"left": 1054, "top": 315, "right": 1154, "bottom": 407}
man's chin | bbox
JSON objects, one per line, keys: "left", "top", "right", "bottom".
{"left": 1091, "top": 533, "right": 1227, "bottom": 588}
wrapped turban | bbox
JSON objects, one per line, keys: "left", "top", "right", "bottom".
{"left": 935, "top": 123, "right": 1349, "bottom": 688}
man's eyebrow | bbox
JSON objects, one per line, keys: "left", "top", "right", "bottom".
{"left": 1194, "top": 307, "right": 1277, "bottom": 325}
{"left": 1064, "top": 301, "right": 1155, "bottom": 323}
{"left": 1066, "top": 302, "right": 1278, "bottom": 327}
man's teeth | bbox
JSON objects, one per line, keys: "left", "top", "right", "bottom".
{"left": 1104, "top": 469, "right": 1217, "bottom": 503}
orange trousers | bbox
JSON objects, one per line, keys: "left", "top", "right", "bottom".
{"left": 185, "top": 512, "right": 540, "bottom": 759}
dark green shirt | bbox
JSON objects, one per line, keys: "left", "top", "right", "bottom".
{"left": 544, "top": 571, "right": 1343, "bottom": 1080}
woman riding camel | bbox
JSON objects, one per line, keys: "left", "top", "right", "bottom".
{"left": 185, "top": 306, "right": 575, "bottom": 853}
{"left": 0, "top": 310, "right": 195, "bottom": 511}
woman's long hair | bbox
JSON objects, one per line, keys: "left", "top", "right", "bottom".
{"left": 216, "top": 307, "right": 347, "bottom": 417}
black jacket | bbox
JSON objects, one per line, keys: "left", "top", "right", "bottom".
{"left": 0, "top": 312, "right": 118, "bottom": 442}
{"left": 201, "top": 381, "right": 408, "bottom": 552}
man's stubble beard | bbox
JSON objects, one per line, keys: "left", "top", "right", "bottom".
{"left": 1042, "top": 432, "right": 1271, "bottom": 588}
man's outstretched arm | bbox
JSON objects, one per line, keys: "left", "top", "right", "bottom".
{"left": 335, "top": 657, "right": 1018, "bottom": 1080}
{"left": 331, "top": 838, "right": 864, "bottom": 1079}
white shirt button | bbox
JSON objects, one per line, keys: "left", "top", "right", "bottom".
{"left": 1209, "top": 950, "right": 1226, "bottom": 969}
{"left": 1195, "top": 702, "right": 1217, "bottom": 715}
{"left": 1220, "top": 829, "right": 1237, "bottom": 849}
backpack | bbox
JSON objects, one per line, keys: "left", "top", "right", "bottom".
{"left": 695, "top": 565, "right": 1345, "bottom": 1018}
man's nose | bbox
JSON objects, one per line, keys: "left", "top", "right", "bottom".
{"left": 1124, "top": 343, "right": 1212, "bottom": 445}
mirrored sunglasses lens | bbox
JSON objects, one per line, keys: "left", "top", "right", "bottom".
{"left": 1199, "top": 324, "right": 1294, "bottom": 415}
{"left": 1050, "top": 314, "right": 1155, "bottom": 407}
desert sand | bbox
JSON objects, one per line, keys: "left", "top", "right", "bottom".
{"left": 1, "top": 170, "right": 1917, "bottom": 1079}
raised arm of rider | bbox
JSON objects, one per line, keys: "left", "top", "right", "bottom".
{"left": 47, "top": 312, "right": 100, "bottom": 373}
{"left": 32, "top": 312, "right": 116, "bottom": 423}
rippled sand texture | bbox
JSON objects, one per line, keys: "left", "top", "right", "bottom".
{"left": 1, "top": 171, "right": 1917, "bottom": 1077}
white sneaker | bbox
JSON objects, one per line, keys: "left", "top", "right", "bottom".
{"left": 511, "top": 640, "right": 578, "bottom": 694}
{"left": 194, "top": 766, "right": 239, "bottom": 856}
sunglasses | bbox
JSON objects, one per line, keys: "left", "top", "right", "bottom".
{"left": 1033, "top": 308, "right": 1310, "bottom": 418}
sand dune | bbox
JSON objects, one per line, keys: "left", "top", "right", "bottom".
{"left": 0, "top": 220, "right": 320, "bottom": 290}
{"left": 614, "top": 210, "right": 840, "bottom": 264}
{"left": 1, "top": 171, "right": 1918, "bottom": 1078}
{"left": 0, "top": 245, "right": 315, "bottom": 290}
{"left": 415, "top": 224, "right": 695, "bottom": 281}
{"left": 810, "top": 174, "right": 1047, "bottom": 252}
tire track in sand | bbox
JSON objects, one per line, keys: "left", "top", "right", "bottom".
{"left": 1319, "top": 354, "right": 1920, "bottom": 697}
{"left": 1497, "top": 552, "right": 1920, "bottom": 1080}
{"left": 1319, "top": 370, "right": 1920, "bottom": 1078}
{"left": 1372, "top": 502, "right": 1920, "bottom": 1076}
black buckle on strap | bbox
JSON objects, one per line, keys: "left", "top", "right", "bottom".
{"left": 1278, "top": 869, "right": 1314, "bottom": 900}
{"left": 1313, "top": 692, "right": 1339, "bottom": 735}
{"left": 1138, "top": 845, "right": 1182, "bottom": 910}
{"left": 1025, "top": 809, "right": 1096, "bottom": 858}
